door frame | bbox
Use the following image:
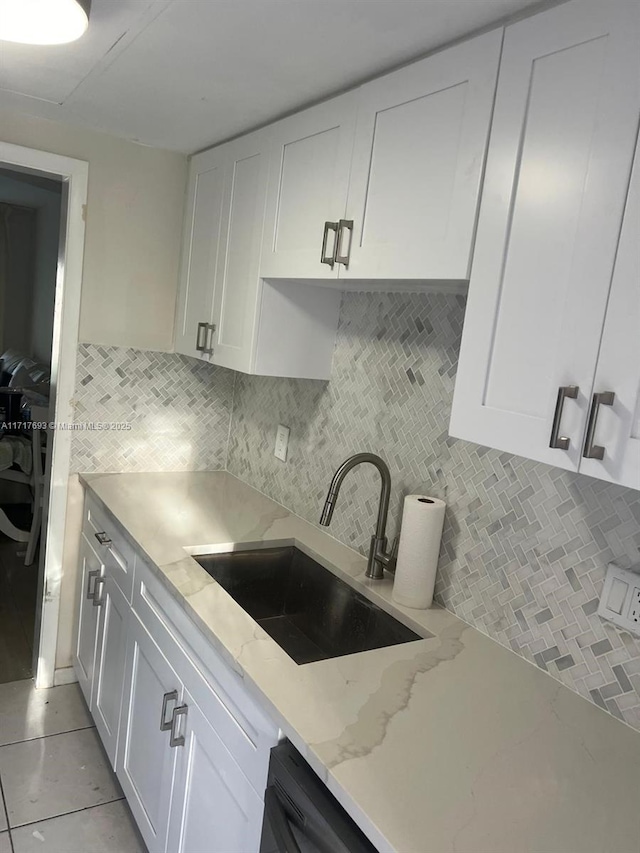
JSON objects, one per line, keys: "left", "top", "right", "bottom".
{"left": 0, "top": 141, "right": 88, "bottom": 689}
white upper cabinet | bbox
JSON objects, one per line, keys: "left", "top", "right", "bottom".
{"left": 579, "top": 137, "right": 640, "bottom": 490}
{"left": 174, "top": 145, "right": 226, "bottom": 360}
{"left": 450, "top": 0, "right": 640, "bottom": 478}
{"left": 341, "top": 29, "right": 502, "bottom": 281}
{"left": 260, "top": 94, "right": 356, "bottom": 279}
{"left": 211, "top": 130, "right": 271, "bottom": 373}
{"left": 174, "top": 126, "right": 341, "bottom": 379}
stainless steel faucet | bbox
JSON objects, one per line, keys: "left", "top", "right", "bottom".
{"left": 320, "top": 453, "right": 397, "bottom": 580}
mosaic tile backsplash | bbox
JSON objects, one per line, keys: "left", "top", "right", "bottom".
{"left": 71, "top": 296, "right": 640, "bottom": 731}
{"left": 227, "top": 292, "right": 640, "bottom": 731}
{"left": 71, "top": 344, "right": 234, "bottom": 473}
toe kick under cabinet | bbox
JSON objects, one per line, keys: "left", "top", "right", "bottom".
{"left": 174, "top": 27, "right": 503, "bottom": 379}
{"left": 73, "top": 494, "right": 280, "bottom": 853}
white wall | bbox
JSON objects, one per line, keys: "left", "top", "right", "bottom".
{"left": 0, "top": 106, "right": 188, "bottom": 351}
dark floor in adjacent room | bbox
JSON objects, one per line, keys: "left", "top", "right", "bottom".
{"left": 0, "top": 505, "right": 38, "bottom": 685}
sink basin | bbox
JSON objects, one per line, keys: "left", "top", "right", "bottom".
{"left": 195, "top": 546, "right": 425, "bottom": 665}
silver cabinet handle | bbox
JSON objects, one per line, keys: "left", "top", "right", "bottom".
{"left": 92, "top": 576, "right": 105, "bottom": 607}
{"left": 196, "top": 322, "right": 208, "bottom": 352}
{"left": 169, "top": 704, "right": 187, "bottom": 748}
{"left": 582, "top": 391, "right": 615, "bottom": 460}
{"left": 335, "top": 219, "right": 354, "bottom": 268}
{"left": 549, "top": 385, "right": 579, "bottom": 450}
{"left": 320, "top": 221, "right": 339, "bottom": 268}
{"left": 94, "top": 531, "right": 111, "bottom": 547}
{"left": 202, "top": 323, "right": 216, "bottom": 357}
{"left": 160, "top": 689, "right": 179, "bottom": 732}
{"left": 86, "top": 569, "right": 100, "bottom": 600}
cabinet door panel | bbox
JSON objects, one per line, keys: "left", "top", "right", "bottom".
{"left": 450, "top": 0, "right": 640, "bottom": 469}
{"left": 261, "top": 94, "right": 356, "bottom": 278}
{"left": 117, "top": 615, "right": 181, "bottom": 853}
{"left": 92, "top": 574, "right": 129, "bottom": 765}
{"left": 579, "top": 137, "right": 640, "bottom": 489}
{"left": 74, "top": 535, "right": 103, "bottom": 706}
{"left": 167, "top": 690, "right": 264, "bottom": 853}
{"left": 343, "top": 29, "right": 501, "bottom": 280}
{"left": 212, "top": 131, "right": 270, "bottom": 373}
{"left": 174, "top": 148, "right": 225, "bottom": 359}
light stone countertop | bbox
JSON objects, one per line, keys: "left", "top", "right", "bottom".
{"left": 81, "top": 471, "right": 640, "bottom": 853}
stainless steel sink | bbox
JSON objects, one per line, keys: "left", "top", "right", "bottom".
{"left": 195, "top": 546, "right": 425, "bottom": 665}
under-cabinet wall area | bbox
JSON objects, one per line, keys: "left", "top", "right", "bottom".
{"left": 70, "top": 344, "right": 235, "bottom": 473}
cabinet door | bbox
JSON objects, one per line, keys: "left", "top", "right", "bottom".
{"left": 174, "top": 146, "right": 226, "bottom": 360}
{"left": 260, "top": 94, "right": 356, "bottom": 278}
{"left": 91, "top": 572, "right": 129, "bottom": 765}
{"left": 74, "top": 535, "right": 104, "bottom": 706}
{"left": 116, "top": 615, "right": 181, "bottom": 853}
{"left": 579, "top": 137, "right": 640, "bottom": 489}
{"left": 450, "top": 0, "right": 640, "bottom": 470}
{"left": 211, "top": 130, "right": 270, "bottom": 373}
{"left": 342, "top": 29, "right": 502, "bottom": 281}
{"left": 167, "top": 689, "right": 264, "bottom": 853}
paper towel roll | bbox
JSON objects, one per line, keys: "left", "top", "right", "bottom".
{"left": 392, "top": 495, "right": 446, "bottom": 609}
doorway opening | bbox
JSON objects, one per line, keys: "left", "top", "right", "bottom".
{"left": 0, "top": 166, "right": 63, "bottom": 683}
{"left": 0, "top": 142, "right": 87, "bottom": 689}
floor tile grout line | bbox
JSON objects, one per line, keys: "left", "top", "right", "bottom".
{"left": 0, "top": 772, "right": 14, "bottom": 853}
{"left": 0, "top": 723, "right": 96, "bottom": 750}
{"left": 8, "top": 795, "right": 126, "bottom": 833}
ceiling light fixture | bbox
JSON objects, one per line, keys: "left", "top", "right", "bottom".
{"left": 0, "top": 0, "right": 91, "bottom": 45}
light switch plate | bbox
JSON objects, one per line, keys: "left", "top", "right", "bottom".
{"left": 274, "top": 424, "right": 290, "bottom": 462}
{"left": 598, "top": 562, "right": 640, "bottom": 637}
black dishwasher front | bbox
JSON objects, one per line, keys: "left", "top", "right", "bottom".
{"left": 260, "top": 740, "right": 378, "bottom": 853}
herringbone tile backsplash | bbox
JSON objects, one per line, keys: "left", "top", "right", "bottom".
{"left": 71, "top": 344, "right": 235, "bottom": 473}
{"left": 227, "top": 292, "right": 640, "bottom": 731}
{"left": 71, "top": 295, "right": 640, "bottom": 731}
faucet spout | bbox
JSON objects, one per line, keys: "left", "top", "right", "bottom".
{"left": 319, "top": 453, "right": 396, "bottom": 580}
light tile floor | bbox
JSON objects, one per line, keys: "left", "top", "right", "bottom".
{"left": 0, "top": 680, "right": 146, "bottom": 853}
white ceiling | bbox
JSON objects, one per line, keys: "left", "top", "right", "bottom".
{"left": 0, "top": 0, "right": 544, "bottom": 153}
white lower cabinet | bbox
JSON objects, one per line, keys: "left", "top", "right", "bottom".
{"left": 74, "top": 534, "right": 104, "bottom": 705}
{"left": 167, "top": 688, "right": 265, "bottom": 853}
{"left": 91, "top": 572, "right": 129, "bottom": 765}
{"left": 117, "top": 614, "right": 181, "bottom": 853}
{"left": 75, "top": 495, "right": 280, "bottom": 853}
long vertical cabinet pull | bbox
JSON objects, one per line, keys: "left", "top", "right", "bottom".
{"left": 549, "top": 385, "right": 579, "bottom": 450}
{"left": 335, "top": 219, "right": 354, "bottom": 267}
{"left": 195, "top": 322, "right": 208, "bottom": 353}
{"left": 320, "top": 221, "right": 339, "bottom": 267}
{"left": 169, "top": 704, "right": 187, "bottom": 748}
{"left": 92, "top": 577, "right": 105, "bottom": 608}
{"left": 160, "top": 690, "right": 179, "bottom": 731}
{"left": 86, "top": 569, "right": 101, "bottom": 600}
{"left": 202, "top": 323, "right": 216, "bottom": 357}
{"left": 582, "top": 392, "right": 615, "bottom": 460}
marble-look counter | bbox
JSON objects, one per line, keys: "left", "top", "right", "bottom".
{"left": 81, "top": 471, "right": 640, "bottom": 853}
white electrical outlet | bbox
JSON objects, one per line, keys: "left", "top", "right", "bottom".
{"left": 274, "top": 424, "right": 290, "bottom": 462}
{"left": 598, "top": 563, "right": 640, "bottom": 637}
